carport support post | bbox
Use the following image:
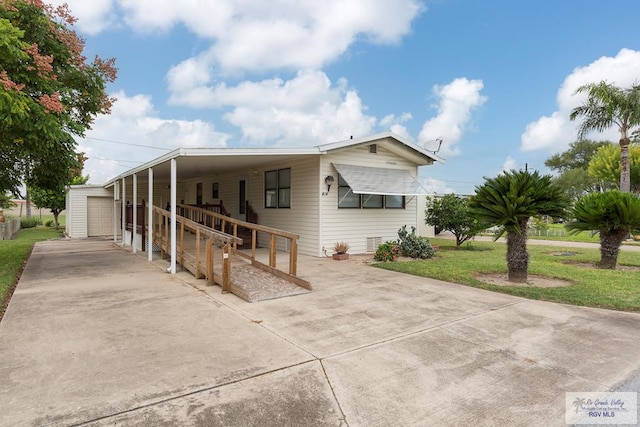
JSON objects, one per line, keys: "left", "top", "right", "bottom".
{"left": 113, "top": 184, "right": 117, "bottom": 242}
{"left": 121, "top": 177, "right": 126, "bottom": 246}
{"left": 148, "top": 167, "right": 153, "bottom": 262}
{"left": 170, "top": 159, "right": 177, "bottom": 274}
{"left": 132, "top": 173, "right": 137, "bottom": 254}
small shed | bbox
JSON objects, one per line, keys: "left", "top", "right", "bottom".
{"left": 65, "top": 185, "right": 116, "bottom": 238}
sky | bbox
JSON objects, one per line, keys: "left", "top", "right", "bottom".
{"left": 47, "top": 0, "right": 640, "bottom": 194}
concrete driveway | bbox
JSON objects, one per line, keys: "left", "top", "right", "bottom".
{"left": 1, "top": 239, "right": 639, "bottom": 426}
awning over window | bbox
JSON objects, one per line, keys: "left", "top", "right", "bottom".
{"left": 333, "top": 163, "right": 430, "bottom": 196}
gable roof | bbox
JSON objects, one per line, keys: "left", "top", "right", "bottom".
{"left": 317, "top": 131, "right": 443, "bottom": 165}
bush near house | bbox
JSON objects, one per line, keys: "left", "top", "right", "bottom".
{"left": 374, "top": 241, "right": 400, "bottom": 262}
{"left": 397, "top": 225, "right": 435, "bottom": 259}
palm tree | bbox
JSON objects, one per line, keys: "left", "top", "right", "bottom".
{"left": 570, "top": 81, "right": 640, "bottom": 193}
{"left": 469, "top": 170, "right": 569, "bottom": 283}
{"left": 566, "top": 191, "right": 640, "bottom": 269}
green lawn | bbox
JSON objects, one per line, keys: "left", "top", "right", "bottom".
{"left": 376, "top": 238, "right": 640, "bottom": 312}
{"left": 0, "top": 227, "right": 63, "bottom": 318}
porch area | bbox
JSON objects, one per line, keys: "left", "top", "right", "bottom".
{"left": 124, "top": 202, "right": 312, "bottom": 302}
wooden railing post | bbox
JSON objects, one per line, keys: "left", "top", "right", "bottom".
{"left": 195, "top": 228, "right": 201, "bottom": 278}
{"left": 222, "top": 243, "right": 231, "bottom": 293}
{"left": 206, "top": 237, "right": 214, "bottom": 285}
{"left": 180, "top": 221, "right": 185, "bottom": 268}
{"left": 289, "top": 238, "right": 298, "bottom": 276}
{"left": 269, "top": 234, "right": 276, "bottom": 268}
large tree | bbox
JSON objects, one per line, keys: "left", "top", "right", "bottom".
{"left": 588, "top": 143, "right": 640, "bottom": 193}
{"left": 544, "top": 140, "right": 610, "bottom": 199}
{"left": 469, "top": 170, "right": 569, "bottom": 283}
{"left": 0, "top": 1, "right": 116, "bottom": 194}
{"left": 424, "top": 194, "right": 487, "bottom": 247}
{"left": 570, "top": 82, "right": 640, "bottom": 193}
{"left": 566, "top": 191, "right": 640, "bottom": 269}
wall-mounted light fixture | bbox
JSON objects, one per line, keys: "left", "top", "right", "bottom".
{"left": 325, "top": 175, "right": 335, "bottom": 192}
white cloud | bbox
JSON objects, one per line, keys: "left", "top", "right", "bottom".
{"left": 64, "top": 0, "right": 424, "bottom": 74}
{"left": 47, "top": 0, "right": 117, "bottom": 35}
{"left": 169, "top": 70, "right": 377, "bottom": 146}
{"left": 420, "top": 177, "right": 454, "bottom": 194}
{"left": 501, "top": 156, "right": 518, "bottom": 172}
{"left": 78, "top": 91, "right": 230, "bottom": 184}
{"left": 521, "top": 48, "right": 640, "bottom": 152}
{"left": 418, "top": 78, "right": 487, "bottom": 158}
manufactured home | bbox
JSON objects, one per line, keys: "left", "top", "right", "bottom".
{"left": 66, "top": 132, "right": 441, "bottom": 269}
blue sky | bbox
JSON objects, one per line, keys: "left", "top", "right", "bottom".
{"left": 49, "top": 0, "right": 640, "bottom": 194}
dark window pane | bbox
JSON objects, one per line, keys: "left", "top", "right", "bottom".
{"left": 338, "top": 187, "right": 360, "bottom": 208}
{"left": 363, "top": 194, "right": 383, "bottom": 208}
{"left": 279, "top": 168, "right": 291, "bottom": 188}
{"left": 386, "top": 195, "right": 404, "bottom": 208}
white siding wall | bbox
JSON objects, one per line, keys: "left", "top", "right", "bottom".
{"left": 319, "top": 142, "right": 420, "bottom": 255}
{"left": 180, "top": 156, "right": 321, "bottom": 256}
{"left": 65, "top": 186, "right": 114, "bottom": 238}
{"left": 256, "top": 156, "right": 320, "bottom": 256}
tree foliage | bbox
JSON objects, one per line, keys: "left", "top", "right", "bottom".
{"left": 469, "top": 170, "right": 569, "bottom": 283}
{"left": 570, "top": 81, "right": 640, "bottom": 193}
{"left": 30, "top": 164, "right": 88, "bottom": 230}
{"left": 544, "top": 140, "right": 610, "bottom": 199}
{"left": 425, "top": 194, "right": 487, "bottom": 247}
{"left": 0, "top": 1, "right": 116, "bottom": 194}
{"left": 566, "top": 191, "right": 640, "bottom": 269}
{"left": 0, "top": 192, "right": 16, "bottom": 210}
{"left": 588, "top": 143, "right": 640, "bottom": 193}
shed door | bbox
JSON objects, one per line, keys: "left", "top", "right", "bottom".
{"left": 87, "top": 197, "right": 113, "bottom": 236}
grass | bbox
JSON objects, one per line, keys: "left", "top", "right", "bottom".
{"left": 0, "top": 227, "right": 63, "bottom": 319}
{"left": 376, "top": 238, "right": 640, "bottom": 312}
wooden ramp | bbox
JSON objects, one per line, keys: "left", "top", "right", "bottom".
{"left": 152, "top": 206, "right": 312, "bottom": 303}
{"left": 219, "top": 260, "right": 311, "bottom": 302}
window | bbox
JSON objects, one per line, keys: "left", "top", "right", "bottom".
{"left": 212, "top": 182, "right": 219, "bottom": 199}
{"left": 265, "top": 168, "right": 291, "bottom": 208}
{"left": 338, "top": 174, "right": 360, "bottom": 208}
{"left": 385, "top": 195, "right": 405, "bottom": 209}
{"left": 338, "top": 174, "right": 405, "bottom": 209}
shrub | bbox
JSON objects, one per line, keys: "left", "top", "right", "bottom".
{"left": 374, "top": 241, "right": 400, "bottom": 262}
{"left": 529, "top": 217, "right": 549, "bottom": 235}
{"left": 45, "top": 220, "right": 54, "bottom": 227}
{"left": 397, "top": 225, "right": 435, "bottom": 259}
{"left": 20, "top": 217, "right": 42, "bottom": 229}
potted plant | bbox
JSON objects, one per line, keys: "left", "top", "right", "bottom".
{"left": 332, "top": 241, "right": 350, "bottom": 260}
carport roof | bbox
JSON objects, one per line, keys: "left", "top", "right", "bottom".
{"left": 103, "top": 131, "right": 443, "bottom": 185}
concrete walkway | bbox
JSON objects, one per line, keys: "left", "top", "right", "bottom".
{"left": 1, "top": 239, "right": 639, "bottom": 426}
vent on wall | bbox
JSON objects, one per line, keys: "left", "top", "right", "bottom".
{"left": 369, "top": 144, "right": 377, "bottom": 154}
{"left": 366, "top": 237, "right": 382, "bottom": 253}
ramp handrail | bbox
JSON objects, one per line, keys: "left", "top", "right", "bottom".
{"left": 152, "top": 206, "right": 242, "bottom": 292}
{"left": 177, "top": 203, "right": 301, "bottom": 277}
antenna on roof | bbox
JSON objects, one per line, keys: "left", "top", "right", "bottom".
{"left": 423, "top": 138, "right": 443, "bottom": 154}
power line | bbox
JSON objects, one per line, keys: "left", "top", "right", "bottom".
{"left": 81, "top": 136, "right": 172, "bottom": 151}
{"left": 90, "top": 156, "right": 142, "bottom": 165}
